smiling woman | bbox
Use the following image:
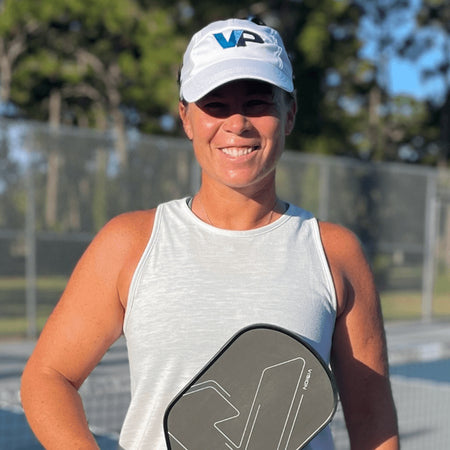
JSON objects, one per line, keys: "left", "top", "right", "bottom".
{"left": 21, "top": 17, "right": 399, "bottom": 450}
{"left": 178, "top": 79, "right": 296, "bottom": 209}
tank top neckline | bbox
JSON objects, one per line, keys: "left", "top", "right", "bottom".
{"left": 181, "top": 196, "right": 296, "bottom": 237}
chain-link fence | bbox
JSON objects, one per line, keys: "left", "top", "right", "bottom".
{"left": 0, "top": 117, "right": 449, "bottom": 337}
{"left": 2, "top": 355, "right": 450, "bottom": 449}
{"left": 277, "top": 151, "right": 450, "bottom": 321}
{"left": 1, "top": 117, "right": 449, "bottom": 339}
{"left": 1, "top": 117, "right": 450, "bottom": 448}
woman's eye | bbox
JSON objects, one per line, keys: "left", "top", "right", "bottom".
{"left": 244, "top": 99, "right": 273, "bottom": 115}
{"left": 199, "top": 101, "right": 230, "bottom": 117}
{"left": 197, "top": 97, "right": 273, "bottom": 117}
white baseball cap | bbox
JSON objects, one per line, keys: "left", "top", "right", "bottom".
{"left": 179, "top": 18, "right": 294, "bottom": 102}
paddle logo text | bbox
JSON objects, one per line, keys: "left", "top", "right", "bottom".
{"left": 303, "top": 368, "right": 312, "bottom": 391}
{"left": 213, "top": 30, "right": 264, "bottom": 48}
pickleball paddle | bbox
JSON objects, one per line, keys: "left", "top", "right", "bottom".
{"left": 164, "top": 324, "right": 337, "bottom": 449}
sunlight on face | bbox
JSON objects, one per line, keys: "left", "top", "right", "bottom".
{"left": 179, "top": 80, "right": 296, "bottom": 193}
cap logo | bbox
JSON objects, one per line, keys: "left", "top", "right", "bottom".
{"left": 213, "top": 29, "right": 264, "bottom": 49}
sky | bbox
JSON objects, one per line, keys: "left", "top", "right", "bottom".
{"left": 360, "top": 0, "right": 447, "bottom": 104}
{"left": 389, "top": 55, "right": 445, "bottom": 101}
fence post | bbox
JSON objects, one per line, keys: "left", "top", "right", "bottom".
{"left": 422, "top": 173, "right": 438, "bottom": 322}
{"left": 318, "top": 161, "right": 330, "bottom": 221}
{"left": 25, "top": 148, "right": 37, "bottom": 339}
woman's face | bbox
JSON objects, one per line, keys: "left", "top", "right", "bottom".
{"left": 179, "top": 79, "right": 296, "bottom": 194}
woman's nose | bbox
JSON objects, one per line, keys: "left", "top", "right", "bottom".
{"left": 223, "top": 113, "right": 252, "bottom": 135}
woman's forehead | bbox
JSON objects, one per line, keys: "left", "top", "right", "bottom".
{"left": 205, "top": 79, "right": 275, "bottom": 97}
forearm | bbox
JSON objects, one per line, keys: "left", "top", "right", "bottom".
{"left": 347, "top": 417, "right": 399, "bottom": 449}
{"left": 332, "top": 313, "right": 399, "bottom": 448}
{"left": 342, "top": 376, "right": 399, "bottom": 449}
{"left": 346, "top": 410, "right": 399, "bottom": 449}
{"left": 21, "top": 365, "right": 99, "bottom": 450}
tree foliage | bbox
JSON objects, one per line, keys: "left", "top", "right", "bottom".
{"left": 397, "top": 0, "right": 450, "bottom": 166}
{"left": 0, "top": 0, "right": 448, "bottom": 166}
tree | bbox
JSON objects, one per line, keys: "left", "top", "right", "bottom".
{"left": 0, "top": 0, "right": 44, "bottom": 106}
{"left": 2, "top": 0, "right": 445, "bottom": 167}
{"left": 6, "top": 0, "right": 185, "bottom": 141}
{"left": 399, "top": 0, "right": 450, "bottom": 166}
{"left": 3, "top": 0, "right": 187, "bottom": 229}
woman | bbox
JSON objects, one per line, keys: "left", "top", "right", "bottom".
{"left": 21, "top": 18, "right": 399, "bottom": 449}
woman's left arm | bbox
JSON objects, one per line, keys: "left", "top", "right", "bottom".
{"left": 320, "top": 222, "right": 400, "bottom": 449}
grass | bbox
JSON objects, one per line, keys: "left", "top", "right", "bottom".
{"left": 381, "top": 290, "right": 449, "bottom": 320}
{"left": 0, "top": 273, "right": 449, "bottom": 339}
{"left": 381, "top": 271, "right": 450, "bottom": 321}
{"left": 0, "top": 276, "right": 67, "bottom": 339}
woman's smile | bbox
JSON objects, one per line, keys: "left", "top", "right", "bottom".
{"left": 218, "top": 145, "right": 260, "bottom": 157}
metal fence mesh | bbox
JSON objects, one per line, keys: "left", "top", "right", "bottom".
{"left": 0, "top": 118, "right": 450, "bottom": 448}
{"left": 2, "top": 117, "right": 448, "bottom": 335}
{"left": 2, "top": 373, "right": 450, "bottom": 449}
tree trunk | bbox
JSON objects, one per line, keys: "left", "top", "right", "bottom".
{"left": 0, "top": 39, "right": 12, "bottom": 103}
{"left": 45, "top": 90, "right": 62, "bottom": 228}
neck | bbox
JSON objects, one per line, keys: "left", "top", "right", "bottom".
{"left": 192, "top": 186, "right": 284, "bottom": 231}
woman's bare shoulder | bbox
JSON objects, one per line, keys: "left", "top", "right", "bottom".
{"left": 94, "top": 209, "right": 157, "bottom": 252}
{"left": 318, "top": 221, "right": 364, "bottom": 263}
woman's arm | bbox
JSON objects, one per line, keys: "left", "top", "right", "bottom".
{"left": 320, "top": 222, "right": 399, "bottom": 449}
{"left": 21, "top": 210, "right": 154, "bottom": 449}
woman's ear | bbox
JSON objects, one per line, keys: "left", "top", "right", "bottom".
{"left": 179, "top": 101, "right": 193, "bottom": 140}
{"left": 285, "top": 96, "right": 297, "bottom": 136}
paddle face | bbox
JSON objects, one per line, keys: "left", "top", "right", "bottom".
{"left": 164, "top": 324, "right": 337, "bottom": 450}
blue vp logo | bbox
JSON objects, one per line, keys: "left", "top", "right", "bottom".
{"left": 213, "top": 29, "right": 264, "bottom": 48}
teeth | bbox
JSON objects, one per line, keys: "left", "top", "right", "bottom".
{"left": 221, "top": 147, "right": 256, "bottom": 157}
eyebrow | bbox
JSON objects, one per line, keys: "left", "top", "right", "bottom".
{"left": 207, "top": 82, "right": 275, "bottom": 98}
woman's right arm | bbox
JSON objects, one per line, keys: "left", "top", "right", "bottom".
{"left": 21, "top": 210, "right": 155, "bottom": 449}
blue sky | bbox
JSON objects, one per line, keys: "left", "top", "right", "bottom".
{"left": 359, "top": 0, "right": 447, "bottom": 104}
{"left": 389, "top": 56, "right": 445, "bottom": 101}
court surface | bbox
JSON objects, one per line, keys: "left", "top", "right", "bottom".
{"left": 1, "top": 319, "right": 449, "bottom": 449}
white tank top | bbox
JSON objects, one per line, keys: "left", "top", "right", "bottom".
{"left": 120, "top": 198, "right": 337, "bottom": 449}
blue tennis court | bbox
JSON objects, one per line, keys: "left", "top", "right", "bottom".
{"left": 1, "top": 320, "right": 450, "bottom": 449}
{"left": 390, "top": 358, "right": 450, "bottom": 383}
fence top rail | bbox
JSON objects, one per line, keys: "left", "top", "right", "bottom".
{"left": 2, "top": 116, "right": 448, "bottom": 181}
{"left": 281, "top": 150, "right": 449, "bottom": 179}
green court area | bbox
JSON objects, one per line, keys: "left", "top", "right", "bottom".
{"left": 0, "top": 275, "right": 449, "bottom": 339}
{"left": 0, "top": 276, "right": 67, "bottom": 339}
{"left": 380, "top": 269, "right": 450, "bottom": 320}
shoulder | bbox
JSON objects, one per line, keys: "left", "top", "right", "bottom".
{"left": 90, "top": 209, "right": 157, "bottom": 307}
{"left": 102, "top": 209, "right": 157, "bottom": 240}
{"left": 318, "top": 221, "right": 364, "bottom": 264}
{"left": 317, "top": 221, "right": 371, "bottom": 316}
{"left": 89, "top": 209, "right": 156, "bottom": 258}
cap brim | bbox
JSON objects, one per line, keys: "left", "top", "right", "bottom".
{"left": 180, "top": 58, "right": 294, "bottom": 103}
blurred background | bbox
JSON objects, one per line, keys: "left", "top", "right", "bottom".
{"left": 0, "top": 0, "right": 449, "bottom": 448}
